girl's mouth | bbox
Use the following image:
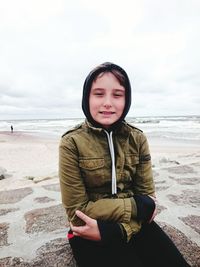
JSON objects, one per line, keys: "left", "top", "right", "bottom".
{"left": 99, "top": 111, "right": 115, "bottom": 115}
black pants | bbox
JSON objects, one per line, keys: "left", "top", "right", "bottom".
{"left": 69, "top": 221, "right": 190, "bottom": 267}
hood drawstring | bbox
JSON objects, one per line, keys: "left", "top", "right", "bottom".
{"left": 104, "top": 131, "right": 117, "bottom": 195}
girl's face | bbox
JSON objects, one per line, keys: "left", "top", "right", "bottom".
{"left": 89, "top": 72, "right": 125, "bottom": 129}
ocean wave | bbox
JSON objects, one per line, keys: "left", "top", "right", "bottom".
{"left": 128, "top": 119, "right": 160, "bottom": 124}
{"left": 0, "top": 116, "right": 199, "bottom": 142}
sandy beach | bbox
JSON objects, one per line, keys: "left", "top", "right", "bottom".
{"left": 0, "top": 131, "right": 59, "bottom": 191}
{"left": 0, "top": 130, "right": 200, "bottom": 266}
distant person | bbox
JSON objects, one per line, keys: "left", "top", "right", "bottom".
{"left": 11, "top": 125, "right": 13, "bottom": 133}
{"left": 59, "top": 62, "right": 190, "bottom": 267}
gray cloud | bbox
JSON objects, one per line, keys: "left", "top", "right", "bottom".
{"left": 0, "top": 0, "right": 199, "bottom": 119}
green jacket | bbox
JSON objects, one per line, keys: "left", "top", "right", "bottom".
{"left": 59, "top": 120, "right": 155, "bottom": 241}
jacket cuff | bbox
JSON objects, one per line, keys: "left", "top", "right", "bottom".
{"left": 97, "top": 220, "right": 126, "bottom": 244}
{"left": 133, "top": 195, "right": 155, "bottom": 222}
{"left": 122, "top": 198, "right": 132, "bottom": 222}
{"left": 130, "top": 197, "right": 137, "bottom": 218}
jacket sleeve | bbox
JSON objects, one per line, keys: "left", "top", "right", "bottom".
{"left": 117, "top": 133, "right": 156, "bottom": 241}
{"left": 120, "top": 219, "right": 142, "bottom": 242}
{"left": 97, "top": 220, "right": 126, "bottom": 244}
{"left": 97, "top": 219, "right": 142, "bottom": 243}
{"left": 59, "top": 136, "right": 133, "bottom": 226}
{"left": 133, "top": 133, "right": 155, "bottom": 196}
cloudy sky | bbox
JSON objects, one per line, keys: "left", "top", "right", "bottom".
{"left": 0, "top": 0, "right": 199, "bottom": 120}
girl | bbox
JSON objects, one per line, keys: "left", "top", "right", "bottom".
{"left": 59, "top": 62, "right": 190, "bottom": 267}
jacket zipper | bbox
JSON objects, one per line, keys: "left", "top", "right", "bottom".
{"left": 104, "top": 131, "right": 117, "bottom": 196}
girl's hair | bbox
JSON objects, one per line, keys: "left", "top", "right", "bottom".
{"left": 93, "top": 69, "right": 127, "bottom": 88}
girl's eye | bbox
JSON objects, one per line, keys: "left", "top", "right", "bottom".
{"left": 93, "top": 90, "right": 104, "bottom": 96}
{"left": 113, "top": 90, "right": 125, "bottom": 97}
{"left": 114, "top": 93, "right": 124, "bottom": 97}
{"left": 94, "top": 92, "right": 104, "bottom": 96}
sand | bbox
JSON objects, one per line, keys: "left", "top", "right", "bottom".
{"left": 0, "top": 131, "right": 200, "bottom": 266}
{"left": 0, "top": 131, "right": 59, "bottom": 190}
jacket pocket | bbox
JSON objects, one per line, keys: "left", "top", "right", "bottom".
{"left": 79, "top": 158, "right": 105, "bottom": 187}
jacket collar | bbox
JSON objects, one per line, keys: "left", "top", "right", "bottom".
{"left": 84, "top": 119, "right": 131, "bottom": 137}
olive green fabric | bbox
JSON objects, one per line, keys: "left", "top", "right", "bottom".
{"left": 59, "top": 120, "right": 155, "bottom": 241}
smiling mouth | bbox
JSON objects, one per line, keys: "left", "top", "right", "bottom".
{"left": 99, "top": 111, "right": 115, "bottom": 115}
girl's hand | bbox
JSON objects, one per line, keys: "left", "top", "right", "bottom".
{"left": 70, "top": 210, "right": 101, "bottom": 241}
{"left": 148, "top": 195, "right": 157, "bottom": 223}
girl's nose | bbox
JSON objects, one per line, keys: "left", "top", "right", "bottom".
{"left": 104, "top": 103, "right": 112, "bottom": 109}
{"left": 103, "top": 95, "right": 112, "bottom": 108}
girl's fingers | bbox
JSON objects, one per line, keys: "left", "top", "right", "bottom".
{"left": 75, "top": 210, "right": 92, "bottom": 224}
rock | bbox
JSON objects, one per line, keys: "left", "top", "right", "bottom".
{"left": 179, "top": 215, "right": 200, "bottom": 235}
{"left": 0, "top": 174, "right": 5, "bottom": 180}
{"left": 169, "top": 176, "right": 200, "bottom": 185}
{"left": 34, "top": 238, "right": 77, "bottom": 267}
{"left": 164, "top": 165, "right": 196, "bottom": 174}
{"left": 159, "top": 157, "right": 180, "bottom": 165}
{"left": 156, "top": 204, "right": 167, "bottom": 215}
{"left": 0, "top": 167, "right": 7, "bottom": 180}
{"left": 33, "top": 176, "right": 52, "bottom": 183}
{"left": 0, "top": 222, "right": 10, "bottom": 247}
{"left": 0, "top": 187, "right": 33, "bottom": 204}
{"left": 0, "top": 208, "right": 19, "bottom": 216}
{"left": 1, "top": 181, "right": 198, "bottom": 267}
{"left": 0, "top": 239, "right": 78, "bottom": 267}
{"left": 33, "top": 197, "right": 54, "bottom": 204}
{"left": 24, "top": 204, "right": 67, "bottom": 234}
{"left": 158, "top": 222, "right": 200, "bottom": 267}
{"left": 42, "top": 183, "right": 61, "bottom": 192}
{"left": 167, "top": 189, "right": 200, "bottom": 207}
{"left": 155, "top": 185, "right": 170, "bottom": 191}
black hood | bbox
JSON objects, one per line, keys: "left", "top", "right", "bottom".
{"left": 82, "top": 62, "right": 132, "bottom": 130}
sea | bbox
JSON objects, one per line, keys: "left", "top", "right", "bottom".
{"left": 0, "top": 116, "right": 200, "bottom": 143}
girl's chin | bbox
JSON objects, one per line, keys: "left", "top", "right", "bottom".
{"left": 97, "top": 118, "right": 118, "bottom": 127}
